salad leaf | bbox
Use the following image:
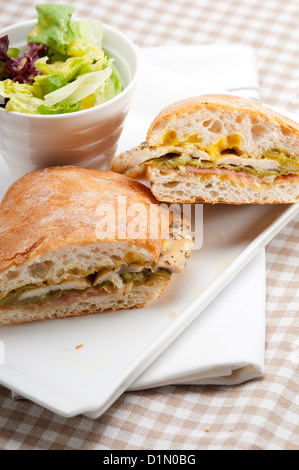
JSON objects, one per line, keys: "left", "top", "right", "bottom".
{"left": 44, "top": 68, "right": 112, "bottom": 106}
{"left": 28, "top": 4, "right": 75, "bottom": 55}
{"left": 37, "top": 100, "right": 82, "bottom": 114}
{"left": 0, "top": 77, "right": 81, "bottom": 114}
{"left": 7, "top": 48, "right": 20, "bottom": 59}
{"left": 35, "top": 56, "right": 92, "bottom": 82}
{"left": 5, "top": 43, "right": 47, "bottom": 83}
{"left": 31, "top": 56, "right": 97, "bottom": 99}
{"left": 67, "top": 20, "right": 104, "bottom": 60}
{"left": 0, "top": 79, "right": 40, "bottom": 113}
{"left": 96, "top": 63, "right": 123, "bottom": 105}
{"left": 0, "top": 35, "right": 11, "bottom": 81}
{"left": 0, "top": 35, "right": 47, "bottom": 83}
{"left": 31, "top": 73, "right": 67, "bottom": 98}
{"left": 0, "top": 79, "right": 33, "bottom": 98}
{"left": 5, "top": 94, "right": 44, "bottom": 114}
{"left": 0, "top": 60, "right": 6, "bottom": 83}
{"left": 0, "top": 35, "right": 9, "bottom": 57}
{"left": 0, "top": 35, "right": 20, "bottom": 59}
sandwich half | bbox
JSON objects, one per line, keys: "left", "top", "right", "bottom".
{"left": 0, "top": 167, "right": 193, "bottom": 325}
{"left": 112, "top": 94, "right": 299, "bottom": 204}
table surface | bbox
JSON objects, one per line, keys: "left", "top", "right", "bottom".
{"left": 0, "top": 0, "right": 298, "bottom": 451}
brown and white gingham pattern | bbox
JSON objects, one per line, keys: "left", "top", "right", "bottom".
{"left": 0, "top": 0, "right": 298, "bottom": 451}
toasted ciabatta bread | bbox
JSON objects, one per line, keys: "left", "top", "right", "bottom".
{"left": 112, "top": 94, "right": 299, "bottom": 204}
{"left": 0, "top": 167, "right": 193, "bottom": 325}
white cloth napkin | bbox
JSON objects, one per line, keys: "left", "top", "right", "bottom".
{"left": 128, "top": 45, "right": 265, "bottom": 388}
{"left": 130, "top": 250, "right": 266, "bottom": 389}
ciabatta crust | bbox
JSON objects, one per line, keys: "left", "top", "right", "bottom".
{"left": 0, "top": 167, "right": 169, "bottom": 275}
{"left": 146, "top": 94, "right": 299, "bottom": 146}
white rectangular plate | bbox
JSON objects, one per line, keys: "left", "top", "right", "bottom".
{"left": 0, "top": 63, "right": 298, "bottom": 418}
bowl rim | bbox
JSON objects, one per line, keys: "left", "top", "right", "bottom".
{"left": 0, "top": 18, "right": 140, "bottom": 119}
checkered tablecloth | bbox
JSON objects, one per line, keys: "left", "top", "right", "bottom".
{"left": 0, "top": 0, "right": 298, "bottom": 451}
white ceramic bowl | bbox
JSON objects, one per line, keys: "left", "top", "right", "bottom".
{"left": 0, "top": 19, "right": 139, "bottom": 178}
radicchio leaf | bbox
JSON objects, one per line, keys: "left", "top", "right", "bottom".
{"left": 0, "top": 35, "right": 9, "bottom": 55}
{"left": 0, "top": 35, "right": 48, "bottom": 84}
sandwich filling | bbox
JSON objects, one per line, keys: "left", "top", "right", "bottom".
{"left": 128, "top": 134, "right": 299, "bottom": 183}
{"left": 0, "top": 220, "right": 193, "bottom": 309}
{"left": 142, "top": 151, "right": 299, "bottom": 178}
{"left": 0, "top": 267, "right": 171, "bottom": 308}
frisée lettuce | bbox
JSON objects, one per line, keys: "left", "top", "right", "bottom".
{"left": 0, "top": 3, "right": 123, "bottom": 114}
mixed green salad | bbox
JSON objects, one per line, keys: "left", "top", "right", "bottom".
{"left": 0, "top": 3, "right": 123, "bottom": 114}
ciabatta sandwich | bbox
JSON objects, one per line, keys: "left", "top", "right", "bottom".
{"left": 112, "top": 94, "right": 299, "bottom": 204}
{"left": 0, "top": 167, "right": 193, "bottom": 325}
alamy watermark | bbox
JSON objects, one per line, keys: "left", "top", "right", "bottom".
{"left": 94, "top": 196, "right": 203, "bottom": 251}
